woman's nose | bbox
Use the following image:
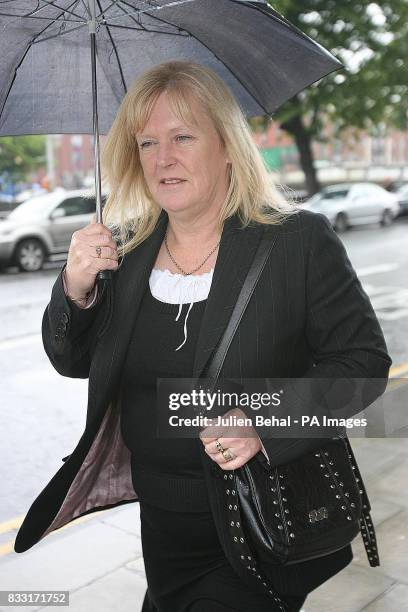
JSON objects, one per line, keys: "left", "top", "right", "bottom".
{"left": 156, "top": 143, "right": 177, "bottom": 167}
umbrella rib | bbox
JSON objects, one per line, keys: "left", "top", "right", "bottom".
{"left": 97, "top": 0, "right": 149, "bottom": 31}
{"left": 94, "top": 0, "right": 120, "bottom": 22}
{"left": 0, "top": 0, "right": 86, "bottom": 23}
{"left": 0, "top": 0, "right": 86, "bottom": 123}
{"left": 30, "top": 0, "right": 86, "bottom": 42}
{"left": 92, "top": 0, "right": 191, "bottom": 36}
{"left": 31, "top": 21, "right": 88, "bottom": 43}
{"left": 0, "top": 0, "right": 85, "bottom": 22}
{"left": 96, "top": 0, "right": 127, "bottom": 95}
{"left": 118, "top": 0, "right": 188, "bottom": 34}
{"left": 0, "top": 45, "right": 31, "bottom": 128}
{"left": 98, "top": 22, "right": 188, "bottom": 35}
{"left": 0, "top": 10, "right": 83, "bottom": 22}
{"left": 80, "top": 0, "right": 91, "bottom": 19}
{"left": 96, "top": 0, "right": 197, "bottom": 25}
{"left": 29, "top": 0, "right": 86, "bottom": 22}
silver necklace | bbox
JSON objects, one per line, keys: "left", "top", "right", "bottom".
{"left": 164, "top": 230, "right": 220, "bottom": 276}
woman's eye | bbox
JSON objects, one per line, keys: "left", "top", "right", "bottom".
{"left": 139, "top": 136, "right": 192, "bottom": 149}
{"left": 176, "top": 135, "right": 192, "bottom": 142}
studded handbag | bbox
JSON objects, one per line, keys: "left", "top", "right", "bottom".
{"left": 200, "top": 224, "right": 380, "bottom": 610}
{"left": 211, "top": 434, "right": 379, "bottom": 566}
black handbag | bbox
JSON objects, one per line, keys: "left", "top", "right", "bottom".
{"left": 201, "top": 224, "right": 380, "bottom": 610}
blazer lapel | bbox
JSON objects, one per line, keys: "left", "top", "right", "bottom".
{"left": 114, "top": 208, "right": 168, "bottom": 326}
{"left": 192, "top": 214, "right": 278, "bottom": 379}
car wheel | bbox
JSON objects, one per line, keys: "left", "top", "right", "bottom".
{"left": 334, "top": 213, "right": 348, "bottom": 233}
{"left": 15, "top": 238, "right": 46, "bottom": 272}
{"left": 380, "top": 209, "right": 393, "bottom": 227}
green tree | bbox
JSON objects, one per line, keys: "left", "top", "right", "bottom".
{"left": 253, "top": 1, "right": 408, "bottom": 195}
{"left": 0, "top": 135, "right": 46, "bottom": 184}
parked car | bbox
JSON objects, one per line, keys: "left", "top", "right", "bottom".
{"left": 395, "top": 184, "right": 408, "bottom": 216}
{"left": 0, "top": 194, "right": 19, "bottom": 220}
{"left": 301, "top": 183, "right": 400, "bottom": 232}
{"left": 0, "top": 188, "right": 104, "bottom": 272}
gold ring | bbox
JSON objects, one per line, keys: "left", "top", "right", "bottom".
{"left": 215, "top": 439, "right": 225, "bottom": 453}
{"left": 96, "top": 246, "right": 102, "bottom": 258}
{"left": 222, "top": 448, "right": 234, "bottom": 462}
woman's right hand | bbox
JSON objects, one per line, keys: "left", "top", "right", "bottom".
{"left": 64, "top": 216, "right": 119, "bottom": 300}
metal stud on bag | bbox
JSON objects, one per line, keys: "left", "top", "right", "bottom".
{"left": 223, "top": 471, "right": 288, "bottom": 611}
{"left": 323, "top": 440, "right": 380, "bottom": 566}
{"left": 318, "top": 448, "right": 357, "bottom": 523}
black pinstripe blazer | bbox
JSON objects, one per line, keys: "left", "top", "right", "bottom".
{"left": 14, "top": 208, "right": 392, "bottom": 595}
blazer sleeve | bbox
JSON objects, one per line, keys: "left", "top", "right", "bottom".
{"left": 260, "top": 212, "right": 393, "bottom": 466}
{"left": 42, "top": 263, "right": 109, "bottom": 379}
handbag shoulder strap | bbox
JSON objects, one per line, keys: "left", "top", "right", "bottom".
{"left": 205, "top": 225, "right": 277, "bottom": 381}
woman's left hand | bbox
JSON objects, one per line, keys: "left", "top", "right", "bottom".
{"left": 200, "top": 407, "right": 262, "bottom": 470}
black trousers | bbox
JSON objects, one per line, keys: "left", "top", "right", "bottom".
{"left": 142, "top": 588, "right": 307, "bottom": 612}
{"left": 137, "top": 500, "right": 308, "bottom": 612}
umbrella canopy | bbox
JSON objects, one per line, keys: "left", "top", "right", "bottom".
{"left": 0, "top": 0, "right": 342, "bottom": 136}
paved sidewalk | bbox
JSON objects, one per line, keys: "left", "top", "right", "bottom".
{"left": 1, "top": 439, "right": 407, "bottom": 612}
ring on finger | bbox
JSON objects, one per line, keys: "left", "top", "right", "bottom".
{"left": 96, "top": 246, "right": 102, "bottom": 258}
{"left": 222, "top": 448, "right": 235, "bottom": 462}
{"left": 215, "top": 439, "right": 225, "bottom": 453}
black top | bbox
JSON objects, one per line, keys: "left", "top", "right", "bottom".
{"left": 120, "top": 278, "right": 211, "bottom": 511}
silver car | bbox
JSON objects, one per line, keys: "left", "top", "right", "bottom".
{"left": 0, "top": 188, "right": 103, "bottom": 272}
{"left": 301, "top": 182, "right": 400, "bottom": 232}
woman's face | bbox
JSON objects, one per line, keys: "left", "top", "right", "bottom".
{"left": 136, "top": 90, "right": 230, "bottom": 218}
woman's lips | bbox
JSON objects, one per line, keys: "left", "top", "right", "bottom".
{"left": 159, "top": 179, "right": 187, "bottom": 188}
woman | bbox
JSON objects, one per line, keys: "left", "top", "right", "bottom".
{"left": 15, "top": 61, "right": 391, "bottom": 612}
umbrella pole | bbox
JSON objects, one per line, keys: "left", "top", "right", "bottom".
{"left": 88, "top": 0, "right": 111, "bottom": 281}
{"left": 90, "top": 34, "right": 102, "bottom": 222}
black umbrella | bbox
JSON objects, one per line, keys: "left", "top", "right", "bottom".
{"left": 0, "top": 0, "right": 342, "bottom": 279}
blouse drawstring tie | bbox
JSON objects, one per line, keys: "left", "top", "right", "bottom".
{"left": 149, "top": 268, "right": 213, "bottom": 352}
{"left": 174, "top": 300, "right": 195, "bottom": 351}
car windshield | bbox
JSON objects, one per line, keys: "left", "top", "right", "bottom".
{"left": 321, "top": 188, "right": 350, "bottom": 200}
{"left": 8, "top": 192, "right": 63, "bottom": 221}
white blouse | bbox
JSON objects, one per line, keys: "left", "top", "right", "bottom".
{"left": 149, "top": 267, "right": 214, "bottom": 351}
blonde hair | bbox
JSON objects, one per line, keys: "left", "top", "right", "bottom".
{"left": 101, "top": 60, "right": 299, "bottom": 255}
